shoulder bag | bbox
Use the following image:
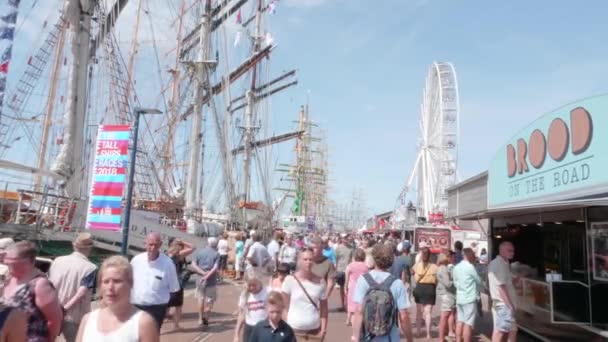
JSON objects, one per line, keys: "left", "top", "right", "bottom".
{"left": 293, "top": 275, "right": 319, "bottom": 312}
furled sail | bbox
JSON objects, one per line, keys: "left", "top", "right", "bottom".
{"left": 51, "top": 0, "right": 92, "bottom": 197}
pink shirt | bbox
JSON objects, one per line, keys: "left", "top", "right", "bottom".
{"left": 346, "top": 261, "right": 369, "bottom": 313}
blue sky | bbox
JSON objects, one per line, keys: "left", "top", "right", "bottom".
{"left": 264, "top": 0, "right": 608, "bottom": 213}
{"left": 6, "top": 0, "right": 608, "bottom": 217}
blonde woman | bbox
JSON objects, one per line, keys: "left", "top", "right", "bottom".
{"left": 412, "top": 247, "right": 438, "bottom": 339}
{"left": 76, "top": 256, "right": 159, "bottom": 342}
{"left": 166, "top": 238, "right": 194, "bottom": 331}
{"left": 233, "top": 273, "right": 269, "bottom": 342}
{"left": 282, "top": 247, "right": 328, "bottom": 341}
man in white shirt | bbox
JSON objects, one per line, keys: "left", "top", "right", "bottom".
{"left": 488, "top": 241, "right": 518, "bottom": 342}
{"left": 278, "top": 234, "right": 298, "bottom": 273}
{"left": 247, "top": 232, "right": 272, "bottom": 277}
{"left": 131, "top": 232, "right": 180, "bottom": 331}
{"left": 49, "top": 233, "right": 97, "bottom": 342}
{"left": 267, "top": 232, "right": 281, "bottom": 272}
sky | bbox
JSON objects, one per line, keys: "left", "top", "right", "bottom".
{"left": 5, "top": 0, "right": 608, "bottom": 217}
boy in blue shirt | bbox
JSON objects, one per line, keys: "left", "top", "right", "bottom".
{"left": 353, "top": 243, "right": 413, "bottom": 342}
{"left": 248, "top": 291, "right": 296, "bottom": 342}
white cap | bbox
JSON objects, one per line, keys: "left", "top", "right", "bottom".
{"left": 207, "top": 237, "right": 218, "bottom": 247}
{"left": 0, "top": 238, "right": 15, "bottom": 252}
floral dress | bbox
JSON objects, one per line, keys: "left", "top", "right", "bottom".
{"left": 4, "top": 275, "right": 49, "bottom": 342}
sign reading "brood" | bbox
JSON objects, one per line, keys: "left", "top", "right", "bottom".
{"left": 489, "top": 95, "right": 608, "bottom": 208}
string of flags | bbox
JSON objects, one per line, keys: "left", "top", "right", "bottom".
{"left": 234, "top": 0, "right": 279, "bottom": 47}
{"left": 0, "top": 0, "right": 20, "bottom": 113}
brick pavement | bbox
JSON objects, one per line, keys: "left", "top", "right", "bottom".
{"left": 158, "top": 281, "right": 510, "bottom": 342}
{"left": 56, "top": 280, "right": 537, "bottom": 341}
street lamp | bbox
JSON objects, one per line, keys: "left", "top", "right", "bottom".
{"left": 121, "top": 107, "right": 162, "bottom": 256}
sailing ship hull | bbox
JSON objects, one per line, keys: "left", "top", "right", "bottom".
{"left": 90, "top": 209, "right": 220, "bottom": 253}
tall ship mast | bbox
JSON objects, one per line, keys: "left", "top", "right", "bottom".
{"left": 279, "top": 104, "right": 329, "bottom": 234}
{"left": 0, "top": 0, "right": 301, "bottom": 255}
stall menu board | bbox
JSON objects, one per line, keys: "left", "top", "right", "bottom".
{"left": 85, "top": 125, "right": 130, "bottom": 231}
{"left": 591, "top": 222, "right": 608, "bottom": 282}
{"left": 414, "top": 227, "right": 451, "bottom": 253}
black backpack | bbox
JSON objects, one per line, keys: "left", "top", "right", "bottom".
{"left": 361, "top": 273, "right": 397, "bottom": 341}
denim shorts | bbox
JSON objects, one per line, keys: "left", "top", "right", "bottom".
{"left": 492, "top": 304, "right": 516, "bottom": 332}
{"left": 440, "top": 293, "right": 456, "bottom": 312}
{"left": 456, "top": 302, "right": 477, "bottom": 326}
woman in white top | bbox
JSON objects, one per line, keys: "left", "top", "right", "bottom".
{"left": 76, "top": 256, "right": 159, "bottom": 342}
{"left": 282, "top": 247, "right": 328, "bottom": 341}
{"left": 217, "top": 233, "right": 230, "bottom": 281}
{"left": 233, "top": 273, "right": 268, "bottom": 342}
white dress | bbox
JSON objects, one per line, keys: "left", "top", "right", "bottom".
{"left": 82, "top": 309, "right": 142, "bottom": 342}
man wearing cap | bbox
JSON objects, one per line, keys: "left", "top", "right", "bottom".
{"left": 392, "top": 240, "right": 413, "bottom": 291}
{"left": 191, "top": 237, "right": 220, "bottom": 327}
{"left": 0, "top": 237, "right": 15, "bottom": 295}
{"left": 48, "top": 233, "right": 97, "bottom": 342}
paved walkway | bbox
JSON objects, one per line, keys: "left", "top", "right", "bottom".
{"left": 157, "top": 280, "right": 529, "bottom": 342}
{"left": 56, "top": 280, "right": 537, "bottom": 341}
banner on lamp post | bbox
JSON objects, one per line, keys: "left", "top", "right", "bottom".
{"left": 85, "top": 125, "right": 130, "bottom": 231}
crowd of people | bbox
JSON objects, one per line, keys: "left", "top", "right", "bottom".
{"left": 226, "top": 230, "right": 517, "bottom": 342}
{"left": 0, "top": 229, "right": 517, "bottom": 342}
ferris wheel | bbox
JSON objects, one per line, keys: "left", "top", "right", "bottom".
{"left": 398, "top": 62, "right": 459, "bottom": 221}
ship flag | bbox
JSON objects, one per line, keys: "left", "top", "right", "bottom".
{"left": 234, "top": 30, "right": 242, "bottom": 47}
{"left": 268, "top": 0, "right": 277, "bottom": 14}
{"left": 236, "top": 9, "right": 242, "bottom": 24}
{"left": 0, "top": 0, "right": 21, "bottom": 115}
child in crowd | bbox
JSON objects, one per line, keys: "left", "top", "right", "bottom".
{"left": 233, "top": 274, "right": 269, "bottom": 342}
{"left": 248, "top": 291, "right": 296, "bottom": 342}
{"left": 269, "top": 263, "right": 290, "bottom": 292}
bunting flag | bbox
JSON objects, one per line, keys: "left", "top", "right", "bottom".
{"left": 0, "top": 27, "right": 15, "bottom": 40}
{"left": 268, "top": 0, "right": 277, "bottom": 14}
{"left": 264, "top": 32, "right": 274, "bottom": 46}
{"left": 0, "top": 0, "right": 20, "bottom": 113}
{"left": 1, "top": 13, "right": 17, "bottom": 24}
{"left": 234, "top": 30, "right": 242, "bottom": 47}
{"left": 236, "top": 9, "right": 242, "bottom": 24}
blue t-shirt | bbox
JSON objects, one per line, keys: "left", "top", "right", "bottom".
{"left": 354, "top": 270, "right": 410, "bottom": 341}
{"left": 323, "top": 247, "right": 336, "bottom": 266}
{"left": 389, "top": 255, "right": 411, "bottom": 283}
{"left": 235, "top": 240, "right": 245, "bottom": 258}
{"left": 454, "top": 251, "right": 463, "bottom": 265}
{"left": 195, "top": 247, "right": 220, "bottom": 287}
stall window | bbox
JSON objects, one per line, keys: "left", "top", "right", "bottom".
{"left": 551, "top": 281, "right": 590, "bottom": 324}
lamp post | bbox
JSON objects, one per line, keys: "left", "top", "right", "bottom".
{"left": 121, "top": 107, "right": 162, "bottom": 256}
